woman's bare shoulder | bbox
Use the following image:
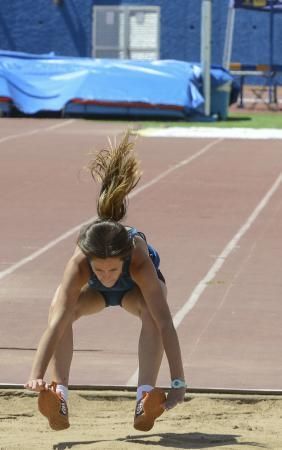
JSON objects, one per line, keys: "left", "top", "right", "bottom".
{"left": 63, "top": 246, "right": 90, "bottom": 286}
{"left": 131, "top": 235, "right": 149, "bottom": 259}
{"left": 130, "top": 237, "right": 151, "bottom": 277}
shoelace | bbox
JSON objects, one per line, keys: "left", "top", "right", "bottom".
{"left": 135, "top": 399, "right": 144, "bottom": 416}
{"left": 60, "top": 398, "right": 68, "bottom": 416}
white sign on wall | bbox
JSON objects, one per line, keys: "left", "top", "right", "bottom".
{"left": 93, "top": 6, "right": 160, "bottom": 60}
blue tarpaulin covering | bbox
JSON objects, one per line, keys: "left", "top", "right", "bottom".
{"left": 0, "top": 50, "right": 233, "bottom": 117}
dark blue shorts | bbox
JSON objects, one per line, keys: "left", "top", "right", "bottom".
{"left": 97, "top": 269, "right": 165, "bottom": 308}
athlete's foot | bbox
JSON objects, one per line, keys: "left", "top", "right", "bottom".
{"left": 38, "top": 381, "right": 70, "bottom": 431}
{"left": 134, "top": 388, "right": 166, "bottom": 432}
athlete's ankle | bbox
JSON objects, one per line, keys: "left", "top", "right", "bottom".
{"left": 56, "top": 384, "right": 69, "bottom": 402}
{"left": 136, "top": 384, "right": 154, "bottom": 402}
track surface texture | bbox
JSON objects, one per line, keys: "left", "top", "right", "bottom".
{"left": 0, "top": 118, "right": 282, "bottom": 392}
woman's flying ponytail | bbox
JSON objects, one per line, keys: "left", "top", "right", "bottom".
{"left": 77, "top": 131, "right": 141, "bottom": 259}
{"left": 88, "top": 130, "right": 141, "bottom": 222}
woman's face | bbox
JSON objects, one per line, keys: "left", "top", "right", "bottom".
{"left": 91, "top": 257, "right": 123, "bottom": 287}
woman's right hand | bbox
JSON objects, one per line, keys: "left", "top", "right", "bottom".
{"left": 24, "top": 379, "right": 49, "bottom": 392}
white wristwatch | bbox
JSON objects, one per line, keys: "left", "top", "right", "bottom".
{"left": 171, "top": 378, "right": 187, "bottom": 389}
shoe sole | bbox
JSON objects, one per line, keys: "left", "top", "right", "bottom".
{"left": 38, "top": 390, "right": 70, "bottom": 431}
{"left": 134, "top": 388, "right": 166, "bottom": 432}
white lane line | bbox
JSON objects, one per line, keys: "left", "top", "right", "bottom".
{"left": 0, "top": 138, "right": 222, "bottom": 282}
{"left": 44, "top": 120, "right": 75, "bottom": 131}
{"left": 126, "top": 172, "right": 282, "bottom": 386}
{"left": 0, "top": 119, "right": 74, "bottom": 145}
{"left": 130, "top": 138, "right": 223, "bottom": 198}
{"left": 0, "top": 218, "right": 95, "bottom": 281}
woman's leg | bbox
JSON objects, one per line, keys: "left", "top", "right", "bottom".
{"left": 48, "top": 284, "right": 106, "bottom": 386}
{"left": 121, "top": 281, "right": 167, "bottom": 387}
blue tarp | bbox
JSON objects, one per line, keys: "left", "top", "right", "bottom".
{"left": 0, "top": 50, "right": 233, "bottom": 117}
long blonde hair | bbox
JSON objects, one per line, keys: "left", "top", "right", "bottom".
{"left": 77, "top": 131, "right": 141, "bottom": 259}
{"left": 89, "top": 130, "right": 141, "bottom": 222}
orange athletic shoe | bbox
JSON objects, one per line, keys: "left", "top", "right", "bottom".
{"left": 134, "top": 388, "right": 166, "bottom": 432}
{"left": 38, "top": 382, "right": 70, "bottom": 431}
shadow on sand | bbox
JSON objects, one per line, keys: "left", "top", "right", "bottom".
{"left": 53, "top": 431, "right": 265, "bottom": 449}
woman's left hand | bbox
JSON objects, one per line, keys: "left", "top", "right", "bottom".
{"left": 163, "top": 387, "right": 186, "bottom": 411}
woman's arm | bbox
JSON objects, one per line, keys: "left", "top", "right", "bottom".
{"left": 130, "top": 243, "right": 186, "bottom": 409}
{"left": 25, "top": 257, "right": 85, "bottom": 391}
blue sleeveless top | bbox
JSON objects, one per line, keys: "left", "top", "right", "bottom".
{"left": 88, "top": 227, "right": 160, "bottom": 295}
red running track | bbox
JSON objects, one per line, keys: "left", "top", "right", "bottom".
{"left": 0, "top": 118, "right": 282, "bottom": 391}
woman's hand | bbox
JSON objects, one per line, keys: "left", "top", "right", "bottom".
{"left": 24, "top": 379, "right": 49, "bottom": 392}
{"left": 163, "top": 387, "right": 186, "bottom": 411}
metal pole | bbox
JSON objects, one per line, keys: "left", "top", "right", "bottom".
{"left": 1, "top": 383, "right": 282, "bottom": 397}
{"left": 201, "top": 0, "right": 212, "bottom": 117}
{"left": 124, "top": 7, "right": 130, "bottom": 59}
{"left": 223, "top": 0, "right": 236, "bottom": 69}
{"left": 269, "top": 0, "right": 274, "bottom": 103}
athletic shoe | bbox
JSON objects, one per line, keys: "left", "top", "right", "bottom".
{"left": 134, "top": 388, "right": 166, "bottom": 431}
{"left": 38, "top": 381, "right": 70, "bottom": 431}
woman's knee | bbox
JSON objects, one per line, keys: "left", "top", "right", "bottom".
{"left": 48, "top": 285, "right": 77, "bottom": 324}
{"left": 121, "top": 286, "right": 144, "bottom": 317}
{"left": 74, "top": 286, "right": 106, "bottom": 320}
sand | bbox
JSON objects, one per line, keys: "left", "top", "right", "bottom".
{"left": 0, "top": 389, "right": 282, "bottom": 450}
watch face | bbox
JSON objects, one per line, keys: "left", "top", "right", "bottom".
{"left": 172, "top": 379, "right": 186, "bottom": 388}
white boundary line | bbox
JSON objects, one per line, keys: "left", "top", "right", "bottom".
{"left": 0, "top": 119, "right": 74, "bottom": 145}
{"left": 0, "top": 138, "right": 222, "bottom": 282}
{"left": 138, "top": 127, "right": 282, "bottom": 140}
{"left": 126, "top": 172, "right": 282, "bottom": 385}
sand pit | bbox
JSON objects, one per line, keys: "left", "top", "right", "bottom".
{"left": 0, "top": 389, "right": 282, "bottom": 449}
